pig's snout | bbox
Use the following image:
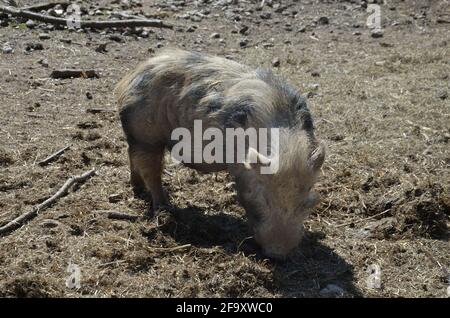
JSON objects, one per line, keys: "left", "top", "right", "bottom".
{"left": 253, "top": 220, "right": 303, "bottom": 260}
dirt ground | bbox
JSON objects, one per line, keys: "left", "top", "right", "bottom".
{"left": 0, "top": 0, "right": 449, "bottom": 298}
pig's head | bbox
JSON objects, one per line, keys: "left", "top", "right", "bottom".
{"left": 233, "top": 133, "right": 325, "bottom": 259}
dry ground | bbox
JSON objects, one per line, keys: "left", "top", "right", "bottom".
{"left": 0, "top": 0, "right": 449, "bottom": 297}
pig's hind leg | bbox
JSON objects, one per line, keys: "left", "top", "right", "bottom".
{"left": 129, "top": 144, "right": 169, "bottom": 212}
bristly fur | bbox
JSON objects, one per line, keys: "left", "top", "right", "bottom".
{"left": 115, "top": 48, "right": 316, "bottom": 172}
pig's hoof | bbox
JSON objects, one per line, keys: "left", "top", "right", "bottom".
{"left": 152, "top": 202, "right": 173, "bottom": 214}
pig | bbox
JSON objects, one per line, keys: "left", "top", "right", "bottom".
{"left": 115, "top": 48, "right": 325, "bottom": 259}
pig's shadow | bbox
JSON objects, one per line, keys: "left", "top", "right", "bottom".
{"left": 149, "top": 205, "right": 361, "bottom": 297}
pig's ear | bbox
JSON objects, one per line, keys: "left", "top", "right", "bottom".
{"left": 244, "top": 147, "right": 271, "bottom": 170}
{"left": 309, "top": 142, "right": 326, "bottom": 171}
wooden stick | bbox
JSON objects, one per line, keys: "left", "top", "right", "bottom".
{"left": 86, "top": 108, "right": 115, "bottom": 114}
{"left": 0, "top": 168, "right": 96, "bottom": 236}
{"left": 38, "top": 145, "right": 70, "bottom": 166}
{"left": 93, "top": 210, "right": 140, "bottom": 221}
{"left": 51, "top": 69, "right": 99, "bottom": 79}
{"left": 0, "top": 5, "right": 173, "bottom": 29}
{"left": 146, "top": 244, "right": 192, "bottom": 253}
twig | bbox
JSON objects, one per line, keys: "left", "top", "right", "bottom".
{"left": 86, "top": 108, "right": 115, "bottom": 114}
{"left": 145, "top": 244, "right": 192, "bottom": 253}
{"left": 93, "top": 210, "right": 140, "bottom": 221}
{"left": 237, "top": 235, "right": 253, "bottom": 251}
{"left": 334, "top": 209, "right": 391, "bottom": 228}
{"left": 0, "top": 168, "right": 96, "bottom": 236}
{"left": 38, "top": 145, "right": 70, "bottom": 166}
{"left": 0, "top": 5, "right": 173, "bottom": 29}
{"left": 51, "top": 69, "right": 99, "bottom": 79}
{"left": 26, "top": 113, "right": 45, "bottom": 118}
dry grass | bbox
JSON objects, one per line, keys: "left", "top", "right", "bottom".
{"left": 0, "top": 0, "right": 448, "bottom": 297}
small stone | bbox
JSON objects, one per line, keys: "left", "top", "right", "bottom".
{"left": 311, "top": 71, "right": 320, "bottom": 77}
{"left": 310, "top": 83, "right": 320, "bottom": 90}
{"left": 210, "top": 32, "right": 220, "bottom": 39}
{"left": 86, "top": 92, "right": 93, "bottom": 100}
{"left": 108, "top": 34, "right": 123, "bottom": 42}
{"left": 25, "top": 19, "right": 35, "bottom": 29}
{"left": 156, "top": 42, "right": 164, "bottom": 48}
{"left": 317, "top": 16, "right": 329, "bottom": 25}
{"left": 190, "top": 15, "right": 202, "bottom": 22}
{"left": 2, "top": 43, "right": 13, "bottom": 54}
{"left": 371, "top": 29, "right": 384, "bottom": 38}
{"left": 239, "top": 25, "right": 249, "bottom": 34}
{"left": 95, "top": 43, "right": 108, "bottom": 53}
{"left": 272, "top": 58, "right": 280, "bottom": 67}
{"left": 239, "top": 38, "right": 249, "bottom": 47}
{"left": 25, "top": 43, "right": 44, "bottom": 51}
{"left": 438, "top": 91, "right": 448, "bottom": 100}
{"left": 38, "top": 59, "right": 49, "bottom": 67}
{"left": 54, "top": 9, "right": 64, "bottom": 17}
{"left": 260, "top": 12, "right": 271, "bottom": 19}
{"left": 39, "top": 33, "right": 51, "bottom": 40}
{"left": 186, "top": 26, "right": 196, "bottom": 32}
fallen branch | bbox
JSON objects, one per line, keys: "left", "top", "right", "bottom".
{"left": 0, "top": 168, "right": 96, "bottom": 236}
{"left": 0, "top": 5, "right": 173, "bottom": 29}
{"left": 146, "top": 244, "right": 192, "bottom": 253}
{"left": 51, "top": 69, "right": 99, "bottom": 79}
{"left": 93, "top": 210, "right": 140, "bottom": 221}
{"left": 38, "top": 145, "right": 70, "bottom": 166}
